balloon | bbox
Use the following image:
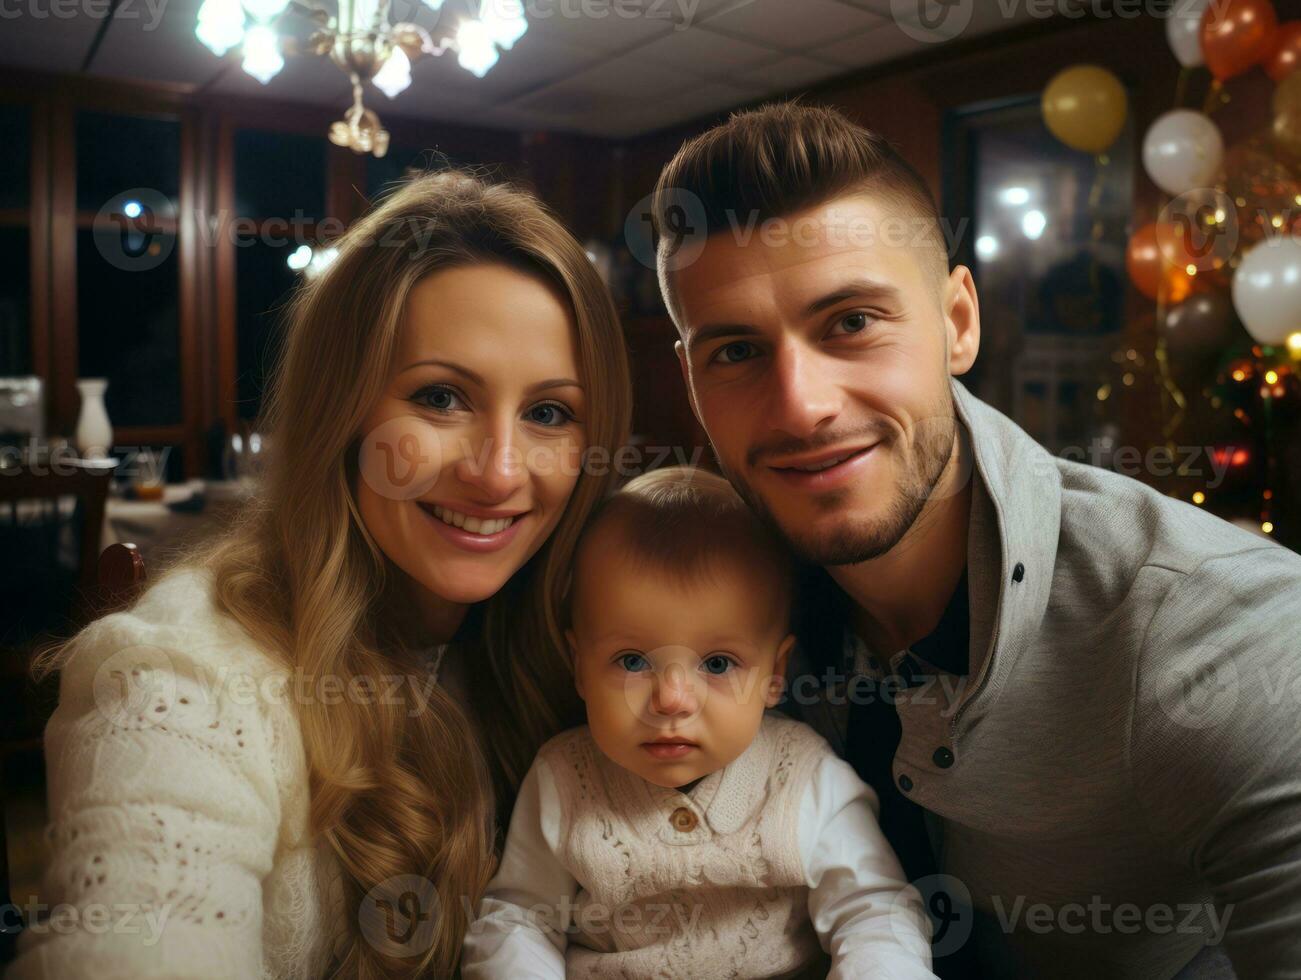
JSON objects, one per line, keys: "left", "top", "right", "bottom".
{"left": 1167, "top": 0, "right": 1212, "bottom": 68}
{"left": 1042, "top": 65, "right": 1128, "bottom": 154}
{"left": 1232, "top": 237, "right": 1301, "bottom": 345}
{"left": 1127, "top": 223, "right": 1195, "bottom": 303}
{"left": 1274, "top": 71, "right": 1301, "bottom": 159}
{"left": 1201, "top": 0, "right": 1279, "bottom": 81}
{"left": 1265, "top": 21, "right": 1301, "bottom": 81}
{"left": 1163, "top": 291, "right": 1235, "bottom": 361}
{"left": 1142, "top": 110, "right": 1224, "bottom": 196}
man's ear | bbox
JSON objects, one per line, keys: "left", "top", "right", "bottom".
{"left": 566, "top": 628, "right": 585, "bottom": 701}
{"left": 675, "top": 338, "right": 704, "bottom": 427}
{"left": 766, "top": 634, "right": 796, "bottom": 707}
{"left": 944, "top": 265, "right": 981, "bottom": 376}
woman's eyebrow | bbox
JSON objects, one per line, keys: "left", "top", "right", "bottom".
{"left": 400, "top": 358, "right": 483, "bottom": 384}
{"left": 527, "top": 378, "right": 584, "bottom": 395}
{"left": 399, "top": 360, "right": 582, "bottom": 395}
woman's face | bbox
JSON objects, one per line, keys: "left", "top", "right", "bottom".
{"left": 357, "top": 262, "right": 587, "bottom": 607}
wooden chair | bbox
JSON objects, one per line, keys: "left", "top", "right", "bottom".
{"left": 95, "top": 543, "right": 147, "bottom": 617}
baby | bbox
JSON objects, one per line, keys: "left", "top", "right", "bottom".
{"left": 462, "top": 467, "right": 935, "bottom": 980}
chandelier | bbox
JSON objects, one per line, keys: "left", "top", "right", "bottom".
{"left": 194, "top": 0, "right": 527, "bottom": 157}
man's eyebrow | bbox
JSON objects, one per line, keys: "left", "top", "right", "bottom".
{"left": 803, "top": 278, "right": 902, "bottom": 318}
{"left": 685, "top": 323, "right": 764, "bottom": 355}
{"left": 686, "top": 278, "right": 903, "bottom": 354}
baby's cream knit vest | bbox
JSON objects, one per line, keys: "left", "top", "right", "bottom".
{"left": 537, "top": 712, "right": 834, "bottom": 980}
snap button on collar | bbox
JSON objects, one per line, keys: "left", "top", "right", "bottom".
{"left": 669, "top": 806, "right": 698, "bottom": 833}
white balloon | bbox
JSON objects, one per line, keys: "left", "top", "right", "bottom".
{"left": 1142, "top": 109, "right": 1224, "bottom": 196}
{"left": 1166, "top": 0, "right": 1211, "bottom": 68}
{"left": 1232, "top": 237, "right": 1301, "bottom": 346}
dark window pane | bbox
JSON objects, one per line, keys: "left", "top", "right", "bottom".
{"left": 235, "top": 129, "right": 326, "bottom": 220}
{"left": 236, "top": 238, "right": 298, "bottom": 420}
{"left": 0, "top": 103, "right": 30, "bottom": 210}
{"left": 76, "top": 111, "right": 180, "bottom": 213}
{"left": 0, "top": 227, "right": 30, "bottom": 374}
{"left": 366, "top": 145, "right": 454, "bottom": 202}
{"left": 76, "top": 228, "right": 181, "bottom": 426}
{"left": 957, "top": 96, "right": 1134, "bottom": 455}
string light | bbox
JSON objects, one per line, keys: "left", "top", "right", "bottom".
{"left": 1262, "top": 521, "right": 1275, "bottom": 535}
{"left": 1192, "top": 491, "right": 1206, "bottom": 505}
{"left": 1265, "top": 370, "right": 1280, "bottom": 385}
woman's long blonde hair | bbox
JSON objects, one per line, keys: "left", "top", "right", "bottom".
{"left": 194, "top": 170, "right": 629, "bottom": 977}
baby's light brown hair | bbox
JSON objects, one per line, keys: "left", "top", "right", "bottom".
{"left": 568, "top": 466, "right": 794, "bottom": 626}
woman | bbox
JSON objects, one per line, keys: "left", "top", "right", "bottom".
{"left": 13, "top": 170, "right": 631, "bottom": 979}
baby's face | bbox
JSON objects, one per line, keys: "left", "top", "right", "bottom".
{"left": 567, "top": 553, "right": 793, "bottom": 790}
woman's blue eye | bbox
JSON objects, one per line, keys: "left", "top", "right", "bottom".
{"left": 617, "top": 652, "right": 649, "bottom": 672}
{"left": 413, "top": 385, "right": 462, "bottom": 412}
{"left": 713, "top": 341, "right": 756, "bottom": 365}
{"left": 526, "top": 402, "right": 572, "bottom": 427}
{"left": 701, "top": 655, "right": 733, "bottom": 675}
{"left": 832, "top": 312, "right": 872, "bottom": 335}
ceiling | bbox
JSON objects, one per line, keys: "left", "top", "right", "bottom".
{"left": 0, "top": 0, "right": 1045, "bottom": 138}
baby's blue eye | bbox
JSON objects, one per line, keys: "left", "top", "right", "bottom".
{"left": 617, "top": 652, "right": 649, "bottom": 672}
{"left": 701, "top": 655, "right": 733, "bottom": 675}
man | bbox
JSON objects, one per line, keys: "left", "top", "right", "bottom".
{"left": 651, "top": 101, "right": 1301, "bottom": 979}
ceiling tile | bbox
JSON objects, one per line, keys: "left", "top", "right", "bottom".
{"left": 732, "top": 54, "right": 849, "bottom": 94}
{"left": 810, "top": 19, "right": 923, "bottom": 69}
{"left": 0, "top": 13, "right": 100, "bottom": 73}
{"left": 628, "top": 23, "right": 781, "bottom": 74}
{"left": 700, "top": 0, "right": 885, "bottom": 50}
{"left": 463, "top": 31, "right": 603, "bottom": 99}
{"left": 87, "top": 0, "right": 222, "bottom": 87}
{"left": 515, "top": 0, "right": 678, "bottom": 52}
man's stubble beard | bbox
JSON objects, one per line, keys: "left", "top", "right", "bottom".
{"left": 719, "top": 398, "right": 959, "bottom": 567}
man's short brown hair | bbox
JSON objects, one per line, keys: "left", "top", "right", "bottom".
{"left": 652, "top": 100, "right": 948, "bottom": 323}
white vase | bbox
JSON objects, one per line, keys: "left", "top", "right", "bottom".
{"left": 75, "top": 378, "right": 113, "bottom": 459}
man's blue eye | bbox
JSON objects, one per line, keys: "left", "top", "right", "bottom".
{"left": 714, "top": 342, "right": 754, "bottom": 364}
{"left": 702, "top": 655, "right": 732, "bottom": 675}
{"left": 833, "top": 312, "right": 872, "bottom": 334}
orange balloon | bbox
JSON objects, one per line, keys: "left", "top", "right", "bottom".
{"left": 1127, "top": 223, "right": 1196, "bottom": 303}
{"left": 1266, "top": 21, "right": 1301, "bottom": 81}
{"left": 1201, "top": 0, "right": 1280, "bottom": 81}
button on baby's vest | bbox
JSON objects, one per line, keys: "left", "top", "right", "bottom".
{"left": 669, "top": 807, "right": 698, "bottom": 833}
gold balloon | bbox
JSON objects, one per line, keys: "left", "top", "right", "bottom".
{"left": 1274, "top": 71, "right": 1301, "bottom": 159}
{"left": 1042, "top": 65, "right": 1129, "bottom": 154}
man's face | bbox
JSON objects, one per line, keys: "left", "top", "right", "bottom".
{"left": 672, "top": 192, "right": 980, "bottom": 565}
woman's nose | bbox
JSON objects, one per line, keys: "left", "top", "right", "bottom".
{"left": 453, "top": 422, "right": 529, "bottom": 501}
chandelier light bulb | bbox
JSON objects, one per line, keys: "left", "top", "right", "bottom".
{"left": 242, "top": 25, "right": 285, "bottom": 84}
{"left": 456, "top": 19, "right": 499, "bottom": 77}
{"left": 480, "top": 0, "right": 527, "bottom": 50}
{"left": 195, "top": 0, "right": 246, "bottom": 57}
{"left": 372, "top": 47, "right": 413, "bottom": 99}
{"left": 241, "top": 0, "right": 290, "bottom": 23}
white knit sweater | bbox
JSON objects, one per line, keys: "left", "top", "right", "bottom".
{"left": 462, "top": 714, "right": 935, "bottom": 980}
{"left": 8, "top": 568, "right": 446, "bottom": 980}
